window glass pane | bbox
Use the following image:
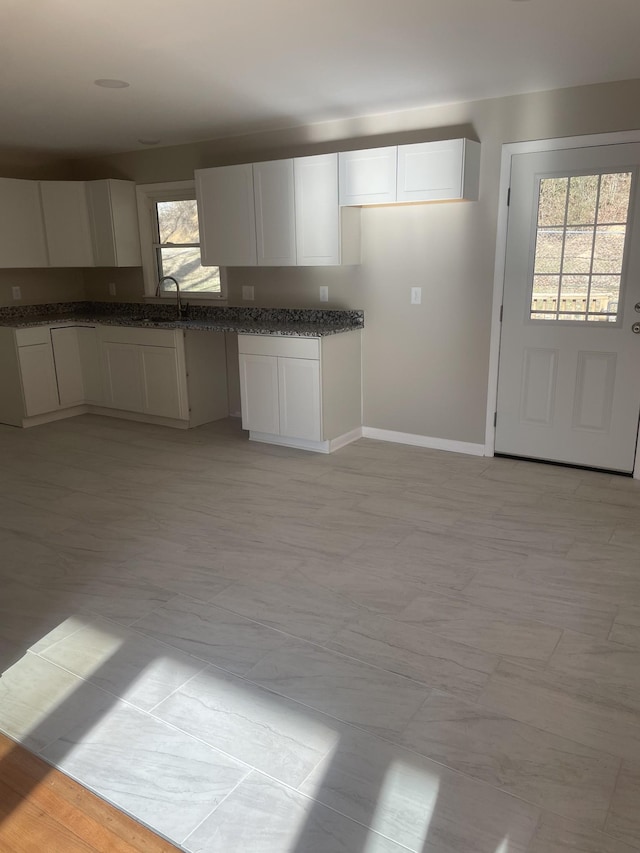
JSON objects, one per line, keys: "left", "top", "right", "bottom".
{"left": 588, "top": 275, "right": 621, "bottom": 314}
{"left": 559, "top": 275, "right": 589, "bottom": 308}
{"left": 592, "top": 225, "right": 626, "bottom": 274}
{"left": 157, "top": 200, "right": 200, "bottom": 244}
{"left": 534, "top": 230, "right": 563, "bottom": 273}
{"left": 566, "top": 175, "right": 598, "bottom": 225}
{"left": 597, "top": 172, "right": 632, "bottom": 223}
{"left": 159, "top": 247, "right": 221, "bottom": 293}
{"left": 531, "top": 275, "right": 559, "bottom": 315}
{"left": 530, "top": 170, "right": 632, "bottom": 323}
{"left": 562, "top": 226, "right": 593, "bottom": 273}
{"left": 538, "top": 177, "right": 567, "bottom": 226}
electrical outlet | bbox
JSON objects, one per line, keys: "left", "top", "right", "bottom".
{"left": 411, "top": 287, "right": 422, "bottom": 305}
{"left": 11, "top": 286, "right": 21, "bottom": 300}
{"left": 108, "top": 282, "right": 116, "bottom": 296}
{"left": 242, "top": 285, "right": 255, "bottom": 301}
{"left": 319, "top": 286, "right": 329, "bottom": 302}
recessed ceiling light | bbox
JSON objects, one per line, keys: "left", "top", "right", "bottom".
{"left": 94, "top": 78, "right": 130, "bottom": 89}
{"left": 138, "top": 138, "right": 160, "bottom": 145}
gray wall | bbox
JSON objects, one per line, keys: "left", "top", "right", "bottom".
{"left": 15, "top": 79, "right": 640, "bottom": 442}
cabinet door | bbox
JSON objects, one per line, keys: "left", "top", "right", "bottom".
{"left": 0, "top": 179, "right": 48, "bottom": 268}
{"left": 140, "top": 345, "right": 184, "bottom": 419}
{"left": 102, "top": 341, "right": 144, "bottom": 412}
{"left": 396, "top": 139, "right": 480, "bottom": 202}
{"left": 50, "top": 327, "right": 84, "bottom": 406}
{"left": 196, "top": 164, "right": 257, "bottom": 266}
{"left": 254, "top": 160, "right": 296, "bottom": 266}
{"left": 87, "top": 180, "right": 141, "bottom": 267}
{"left": 239, "top": 353, "right": 279, "bottom": 434}
{"left": 18, "top": 344, "right": 59, "bottom": 416}
{"left": 40, "top": 182, "right": 94, "bottom": 267}
{"left": 77, "top": 327, "right": 103, "bottom": 404}
{"left": 294, "top": 154, "right": 340, "bottom": 265}
{"left": 278, "top": 357, "right": 321, "bottom": 441}
{"left": 338, "top": 147, "right": 397, "bottom": 206}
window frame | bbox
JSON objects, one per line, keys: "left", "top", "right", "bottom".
{"left": 525, "top": 167, "right": 635, "bottom": 327}
{"left": 136, "top": 180, "right": 227, "bottom": 301}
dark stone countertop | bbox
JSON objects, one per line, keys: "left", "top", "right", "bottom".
{"left": 0, "top": 302, "right": 364, "bottom": 337}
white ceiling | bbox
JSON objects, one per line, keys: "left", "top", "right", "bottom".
{"left": 3, "top": 0, "right": 640, "bottom": 157}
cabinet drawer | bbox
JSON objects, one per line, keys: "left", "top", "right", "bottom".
{"left": 98, "top": 325, "right": 178, "bottom": 347}
{"left": 15, "top": 326, "right": 52, "bottom": 346}
{"left": 238, "top": 334, "right": 319, "bottom": 360}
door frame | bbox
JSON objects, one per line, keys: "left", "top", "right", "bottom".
{"left": 486, "top": 130, "right": 640, "bottom": 479}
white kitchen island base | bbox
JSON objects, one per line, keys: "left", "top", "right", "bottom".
{"left": 238, "top": 329, "right": 362, "bottom": 454}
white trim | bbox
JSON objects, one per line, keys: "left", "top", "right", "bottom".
{"left": 135, "top": 180, "right": 227, "bottom": 302}
{"left": 362, "top": 426, "right": 485, "bottom": 456}
{"left": 486, "top": 129, "right": 640, "bottom": 479}
{"left": 248, "top": 427, "right": 361, "bottom": 454}
{"left": 329, "top": 426, "right": 363, "bottom": 452}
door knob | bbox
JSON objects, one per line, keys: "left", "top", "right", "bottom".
{"left": 635, "top": 302, "right": 640, "bottom": 312}
{"left": 633, "top": 322, "right": 640, "bottom": 334}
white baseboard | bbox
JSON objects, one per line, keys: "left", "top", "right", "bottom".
{"left": 329, "top": 427, "right": 362, "bottom": 452}
{"left": 249, "top": 427, "right": 361, "bottom": 454}
{"left": 361, "top": 426, "right": 485, "bottom": 457}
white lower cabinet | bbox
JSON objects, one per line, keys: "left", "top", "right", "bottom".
{"left": 0, "top": 323, "right": 228, "bottom": 429}
{"left": 238, "top": 332, "right": 362, "bottom": 453}
{"left": 278, "top": 356, "right": 321, "bottom": 441}
{"left": 51, "top": 326, "right": 89, "bottom": 407}
{"left": 102, "top": 341, "right": 145, "bottom": 413}
{"left": 99, "top": 327, "right": 187, "bottom": 420}
{"left": 239, "top": 353, "right": 280, "bottom": 435}
{"left": 18, "top": 342, "right": 59, "bottom": 417}
{"left": 140, "top": 345, "right": 184, "bottom": 419}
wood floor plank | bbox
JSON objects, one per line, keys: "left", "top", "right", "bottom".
{"left": 0, "top": 734, "right": 181, "bottom": 853}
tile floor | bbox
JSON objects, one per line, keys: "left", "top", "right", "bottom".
{"left": 0, "top": 414, "right": 639, "bottom": 852}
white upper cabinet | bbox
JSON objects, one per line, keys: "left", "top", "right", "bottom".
{"left": 0, "top": 178, "right": 140, "bottom": 269}
{"left": 196, "top": 163, "right": 257, "bottom": 266}
{"left": 40, "top": 182, "right": 94, "bottom": 267}
{"left": 0, "top": 179, "right": 48, "bottom": 267}
{"left": 396, "top": 139, "right": 480, "bottom": 202}
{"left": 294, "top": 153, "right": 340, "bottom": 266}
{"left": 197, "top": 154, "right": 360, "bottom": 267}
{"left": 253, "top": 159, "right": 296, "bottom": 266}
{"left": 339, "top": 139, "right": 480, "bottom": 205}
{"left": 339, "top": 147, "right": 398, "bottom": 206}
{"left": 87, "top": 179, "right": 142, "bottom": 267}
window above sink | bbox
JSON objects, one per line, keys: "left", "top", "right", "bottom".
{"left": 136, "top": 180, "right": 227, "bottom": 301}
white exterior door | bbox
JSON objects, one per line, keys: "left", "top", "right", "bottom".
{"left": 496, "top": 143, "right": 640, "bottom": 473}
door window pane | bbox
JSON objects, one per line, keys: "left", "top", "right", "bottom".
{"left": 597, "top": 173, "right": 632, "bottom": 223}
{"left": 592, "top": 226, "right": 626, "bottom": 274}
{"left": 538, "top": 177, "right": 568, "bottom": 226}
{"left": 566, "top": 174, "right": 599, "bottom": 225}
{"left": 529, "top": 171, "right": 632, "bottom": 322}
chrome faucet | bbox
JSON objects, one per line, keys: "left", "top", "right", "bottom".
{"left": 156, "top": 275, "right": 186, "bottom": 319}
